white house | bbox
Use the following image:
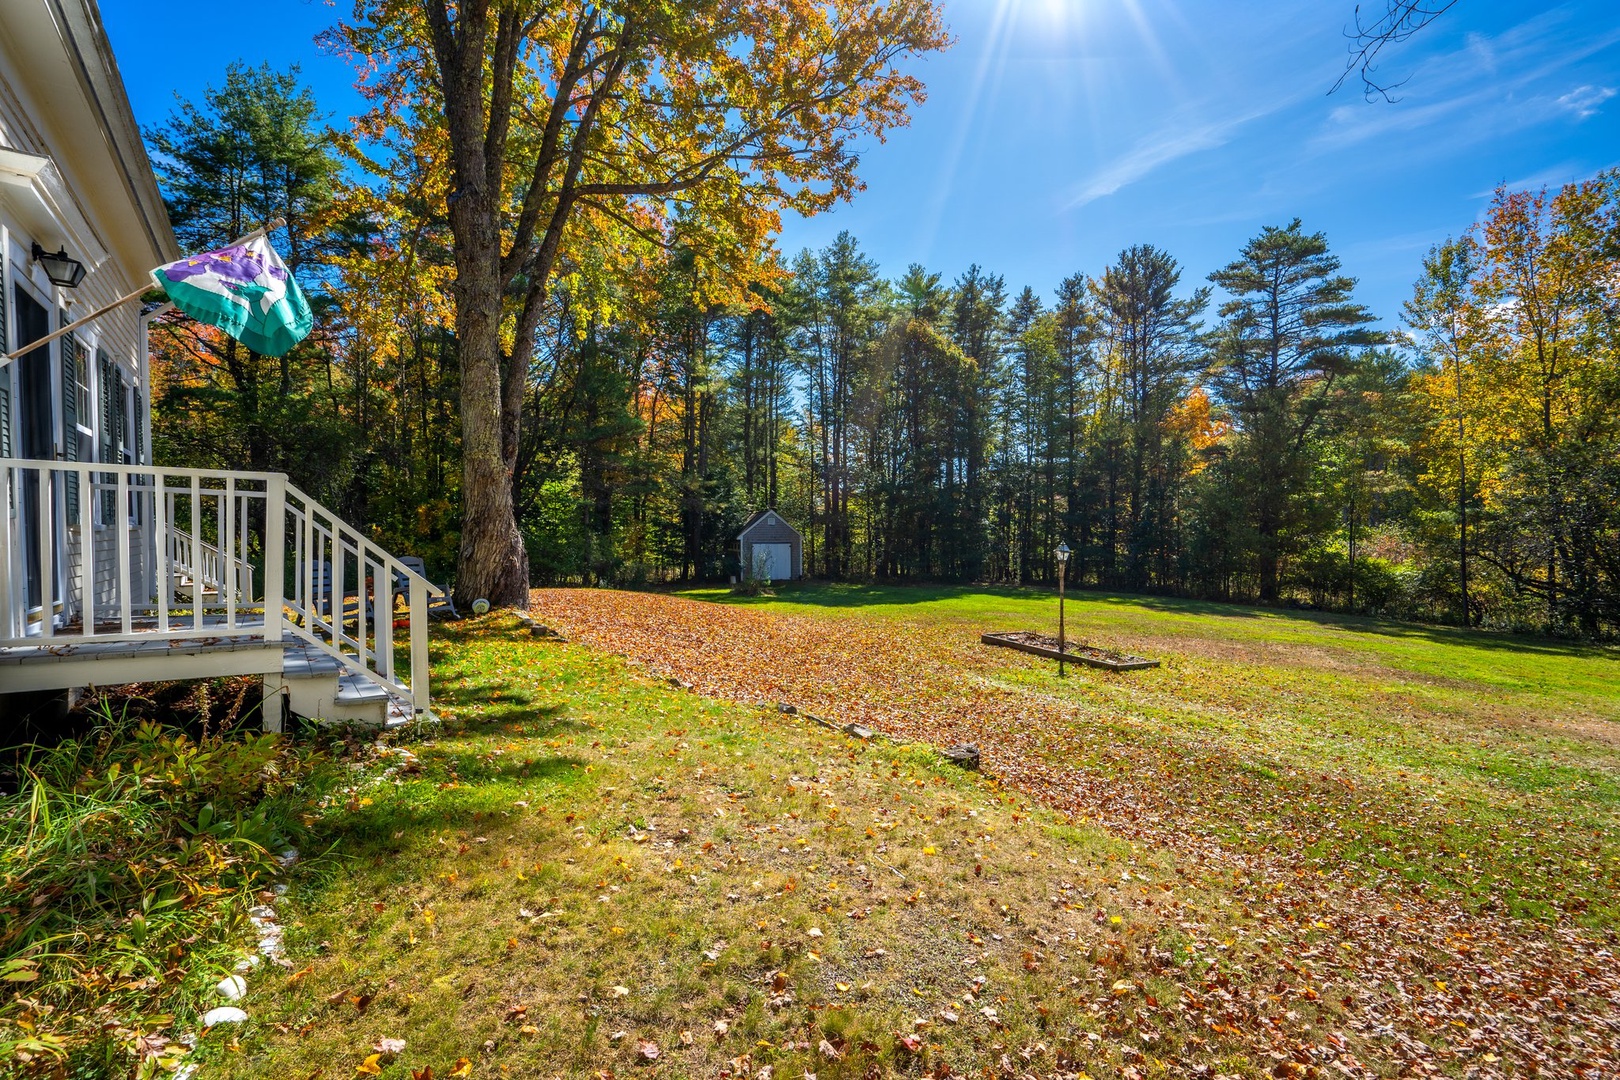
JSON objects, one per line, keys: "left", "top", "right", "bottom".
{"left": 0, "top": 0, "right": 438, "bottom": 727}
{"left": 737, "top": 509, "right": 803, "bottom": 582}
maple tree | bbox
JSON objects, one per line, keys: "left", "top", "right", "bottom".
{"left": 328, "top": 0, "right": 951, "bottom": 608}
{"left": 1406, "top": 176, "right": 1620, "bottom": 633}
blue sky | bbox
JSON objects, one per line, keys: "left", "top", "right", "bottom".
{"left": 104, "top": 0, "right": 1620, "bottom": 327}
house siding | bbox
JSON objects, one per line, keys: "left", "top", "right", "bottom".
{"left": 2, "top": 2, "right": 162, "bottom": 627}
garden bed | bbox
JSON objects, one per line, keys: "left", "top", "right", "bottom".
{"left": 981, "top": 630, "right": 1160, "bottom": 671}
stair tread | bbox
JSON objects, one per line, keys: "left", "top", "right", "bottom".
{"left": 335, "top": 673, "right": 390, "bottom": 703}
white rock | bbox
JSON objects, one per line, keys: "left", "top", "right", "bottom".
{"left": 234, "top": 954, "right": 261, "bottom": 973}
{"left": 173, "top": 1066, "right": 199, "bottom": 1080}
{"left": 249, "top": 905, "right": 278, "bottom": 921}
{"left": 217, "top": 974, "right": 248, "bottom": 1000}
{"left": 202, "top": 1006, "right": 248, "bottom": 1026}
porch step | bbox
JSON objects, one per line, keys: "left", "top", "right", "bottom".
{"left": 266, "top": 643, "right": 414, "bottom": 729}
{"left": 337, "top": 672, "right": 389, "bottom": 706}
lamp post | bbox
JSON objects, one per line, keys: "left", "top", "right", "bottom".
{"left": 1055, "top": 541, "right": 1071, "bottom": 677}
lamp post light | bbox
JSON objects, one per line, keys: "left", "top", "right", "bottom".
{"left": 1055, "top": 541, "right": 1071, "bottom": 677}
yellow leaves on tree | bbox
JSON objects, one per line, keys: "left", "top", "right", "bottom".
{"left": 324, "top": 0, "right": 953, "bottom": 607}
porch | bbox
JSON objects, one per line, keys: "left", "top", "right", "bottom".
{"left": 0, "top": 458, "right": 441, "bottom": 725}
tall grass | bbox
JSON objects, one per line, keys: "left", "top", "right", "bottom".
{"left": 1, "top": 691, "right": 332, "bottom": 1077}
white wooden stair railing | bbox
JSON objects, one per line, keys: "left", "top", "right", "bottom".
{"left": 168, "top": 524, "right": 256, "bottom": 602}
{"left": 278, "top": 480, "right": 438, "bottom": 713}
{"left": 0, "top": 459, "right": 440, "bottom": 715}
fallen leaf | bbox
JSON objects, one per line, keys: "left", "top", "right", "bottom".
{"left": 355, "top": 1054, "right": 383, "bottom": 1076}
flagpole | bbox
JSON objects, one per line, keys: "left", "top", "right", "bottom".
{"left": 0, "top": 218, "right": 286, "bottom": 366}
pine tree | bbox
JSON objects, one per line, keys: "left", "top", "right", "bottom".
{"left": 1208, "top": 221, "right": 1379, "bottom": 601}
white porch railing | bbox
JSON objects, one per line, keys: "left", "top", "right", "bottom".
{"left": 0, "top": 459, "right": 440, "bottom": 713}
{"left": 169, "top": 522, "right": 255, "bottom": 604}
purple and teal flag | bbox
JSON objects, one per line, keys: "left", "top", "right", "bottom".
{"left": 150, "top": 236, "right": 313, "bottom": 357}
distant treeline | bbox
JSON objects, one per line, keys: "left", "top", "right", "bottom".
{"left": 148, "top": 67, "right": 1620, "bottom": 637}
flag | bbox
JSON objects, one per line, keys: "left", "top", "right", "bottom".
{"left": 151, "top": 236, "right": 313, "bottom": 357}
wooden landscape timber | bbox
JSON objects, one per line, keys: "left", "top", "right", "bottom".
{"left": 980, "top": 630, "right": 1160, "bottom": 671}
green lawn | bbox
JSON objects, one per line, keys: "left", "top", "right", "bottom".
{"left": 206, "top": 621, "right": 1193, "bottom": 1079}
{"left": 193, "top": 586, "right": 1620, "bottom": 1078}
{"left": 671, "top": 583, "right": 1620, "bottom": 922}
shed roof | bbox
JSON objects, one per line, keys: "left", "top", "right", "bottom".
{"left": 738, "top": 509, "right": 800, "bottom": 540}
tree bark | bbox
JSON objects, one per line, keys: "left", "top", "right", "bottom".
{"left": 451, "top": 253, "right": 530, "bottom": 608}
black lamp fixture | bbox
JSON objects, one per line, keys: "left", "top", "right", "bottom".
{"left": 31, "top": 242, "right": 86, "bottom": 289}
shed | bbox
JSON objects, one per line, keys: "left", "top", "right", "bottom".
{"left": 738, "top": 509, "right": 803, "bottom": 582}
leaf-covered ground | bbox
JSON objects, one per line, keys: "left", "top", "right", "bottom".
{"left": 212, "top": 620, "right": 1263, "bottom": 1080}
{"left": 516, "top": 583, "right": 1620, "bottom": 1077}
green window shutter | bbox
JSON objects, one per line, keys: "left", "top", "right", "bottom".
{"left": 133, "top": 390, "right": 145, "bottom": 463}
{"left": 98, "top": 353, "right": 114, "bottom": 464}
{"left": 99, "top": 352, "right": 115, "bottom": 520}
{"left": 1, "top": 251, "right": 9, "bottom": 459}
{"left": 113, "top": 371, "right": 126, "bottom": 460}
{"left": 61, "top": 327, "right": 79, "bottom": 517}
{"left": 61, "top": 331, "right": 78, "bottom": 438}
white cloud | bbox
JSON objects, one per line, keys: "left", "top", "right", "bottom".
{"left": 1309, "top": 15, "right": 1620, "bottom": 153}
{"left": 1556, "top": 85, "right": 1616, "bottom": 119}
{"left": 1064, "top": 104, "right": 1283, "bottom": 210}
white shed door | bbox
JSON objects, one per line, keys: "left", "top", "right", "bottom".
{"left": 754, "top": 543, "right": 791, "bottom": 581}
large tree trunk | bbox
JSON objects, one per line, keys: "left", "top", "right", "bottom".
{"left": 453, "top": 263, "right": 530, "bottom": 610}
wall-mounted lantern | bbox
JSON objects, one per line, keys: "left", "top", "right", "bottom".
{"left": 32, "top": 242, "right": 86, "bottom": 288}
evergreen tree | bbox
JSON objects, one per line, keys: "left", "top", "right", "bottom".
{"left": 1207, "top": 221, "right": 1379, "bottom": 601}
{"left": 146, "top": 63, "right": 353, "bottom": 496}
{"left": 1092, "top": 245, "right": 1208, "bottom": 589}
